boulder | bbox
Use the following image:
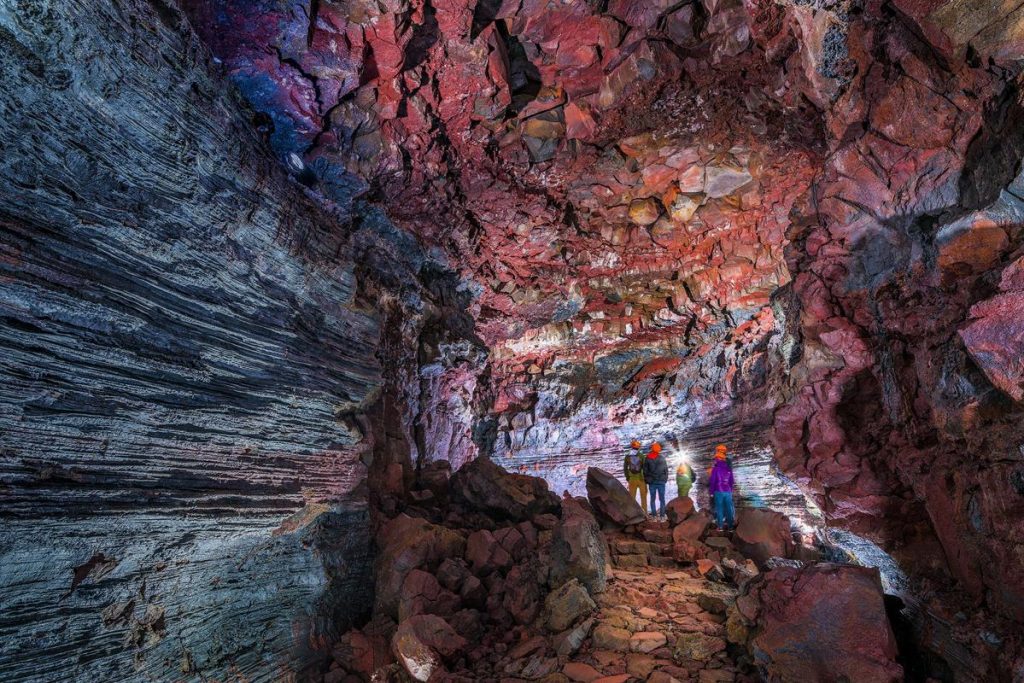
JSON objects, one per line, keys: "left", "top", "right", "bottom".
{"left": 550, "top": 495, "right": 609, "bottom": 594}
{"left": 741, "top": 564, "right": 903, "bottom": 682}
{"left": 375, "top": 514, "right": 466, "bottom": 619}
{"left": 503, "top": 563, "right": 543, "bottom": 625}
{"left": 592, "top": 623, "right": 631, "bottom": 652}
{"left": 391, "top": 615, "right": 467, "bottom": 682}
{"left": 466, "top": 529, "right": 513, "bottom": 575}
{"left": 586, "top": 467, "right": 646, "bottom": 527}
{"left": 554, "top": 617, "right": 595, "bottom": 656}
{"left": 704, "top": 164, "right": 752, "bottom": 198}
{"left": 398, "top": 569, "right": 460, "bottom": 620}
{"left": 450, "top": 456, "right": 560, "bottom": 522}
{"left": 733, "top": 509, "right": 795, "bottom": 566}
{"left": 494, "top": 525, "right": 529, "bottom": 561}
{"left": 544, "top": 578, "right": 597, "bottom": 632}
{"left": 628, "top": 197, "right": 661, "bottom": 225}
{"left": 667, "top": 191, "right": 701, "bottom": 222}
{"left": 665, "top": 496, "right": 694, "bottom": 525}
{"left": 672, "top": 512, "right": 710, "bottom": 543}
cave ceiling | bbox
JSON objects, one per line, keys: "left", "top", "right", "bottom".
{"left": 184, "top": 0, "right": 827, "bottom": 361}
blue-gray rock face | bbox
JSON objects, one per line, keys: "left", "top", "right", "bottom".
{"left": 0, "top": 0, "right": 381, "bottom": 679}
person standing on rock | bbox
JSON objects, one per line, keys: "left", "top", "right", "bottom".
{"left": 708, "top": 444, "right": 736, "bottom": 531}
{"left": 623, "top": 439, "right": 648, "bottom": 515}
{"left": 643, "top": 442, "right": 669, "bottom": 522}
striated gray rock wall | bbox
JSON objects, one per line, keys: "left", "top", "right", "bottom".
{"left": 0, "top": 0, "right": 382, "bottom": 680}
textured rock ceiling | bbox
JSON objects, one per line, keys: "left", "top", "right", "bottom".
{"left": 182, "top": 0, "right": 831, "bottom": 464}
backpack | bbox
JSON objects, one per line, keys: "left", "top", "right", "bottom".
{"left": 627, "top": 453, "right": 643, "bottom": 474}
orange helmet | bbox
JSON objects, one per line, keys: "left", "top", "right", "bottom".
{"left": 630, "top": 440, "right": 641, "bottom": 449}
{"left": 651, "top": 443, "right": 662, "bottom": 453}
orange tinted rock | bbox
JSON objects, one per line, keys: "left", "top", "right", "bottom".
{"left": 935, "top": 215, "right": 1008, "bottom": 280}
{"left": 628, "top": 197, "right": 662, "bottom": 225}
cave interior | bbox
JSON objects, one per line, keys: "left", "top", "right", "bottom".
{"left": 1, "top": 0, "right": 1024, "bottom": 681}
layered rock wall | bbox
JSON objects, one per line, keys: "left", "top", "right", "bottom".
{"left": 0, "top": 1, "right": 382, "bottom": 679}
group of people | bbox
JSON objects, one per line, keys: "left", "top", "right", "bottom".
{"left": 622, "top": 440, "right": 737, "bottom": 530}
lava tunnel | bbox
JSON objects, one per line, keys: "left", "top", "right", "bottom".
{"left": 1, "top": 0, "right": 1023, "bottom": 680}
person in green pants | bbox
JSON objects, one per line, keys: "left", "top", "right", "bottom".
{"left": 676, "top": 461, "right": 695, "bottom": 498}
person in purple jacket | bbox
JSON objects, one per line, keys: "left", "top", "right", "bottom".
{"left": 707, "top": 444, "right": 736, "bottom": 531}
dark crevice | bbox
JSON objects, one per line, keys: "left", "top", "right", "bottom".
{"left": 885, "top": 595, "right": 955, "bottom": 683}
{"left": 306, "top": 0, "right": 320, "bottom": 47}
{"left": 403, "top": 0, "right": 439, "bottom": 71}
{"left": 470, "top": 0, "right": 504, "bottom": 41}
{"left": 495, "top": 20, "right": 541, "bottom": 114}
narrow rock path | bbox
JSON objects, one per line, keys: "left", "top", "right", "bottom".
{"left": 555, "top": 521, "right": 749, "bottom": 683}
{"left": 446, "top": 519, "right": 753, "bottom": 683}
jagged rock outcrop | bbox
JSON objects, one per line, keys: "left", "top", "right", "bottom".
{"left": 729, "top": 564, "right": 903, "bottom": 682}
{"left": 665, "top": 496, "right": 695, "bottom": 526}
{"left": 450, "top": 455, "right": 561, "bottom": 522}
{"left": 586, "top": 467, "right": 647, "bottom": 527}
{"left": 550, "top": 495, "right": 610, "bottom": 595}
{"left": 732, "top": 509, "right": 796, "bottom": 567}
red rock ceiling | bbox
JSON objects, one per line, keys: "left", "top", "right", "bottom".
{"left": 184, "top": 0, "right": 827, "bottom": 354}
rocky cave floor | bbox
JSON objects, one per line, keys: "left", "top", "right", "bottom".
{"left": 324, "top": 457, "right": 914, "bottom": 683}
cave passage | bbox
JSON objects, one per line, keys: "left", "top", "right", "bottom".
{"left": 2, "top": 0, "right": 1024, "bottom": 681}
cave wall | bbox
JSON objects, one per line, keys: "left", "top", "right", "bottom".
{"left": 0, "top": 0, "right": 386, "bottom": 679}
{"left": 766, "top": 4, "right": 1024, "bottom": 674}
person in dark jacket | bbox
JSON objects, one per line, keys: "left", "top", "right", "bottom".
{"left": 707, "top": 444, "right": 736, "bottom": 531}
{"left": 623, "top": 439, "right": 648, "bottom": 513}
{"left": 643, "top": 442, "right": 669, "bottom": 521}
